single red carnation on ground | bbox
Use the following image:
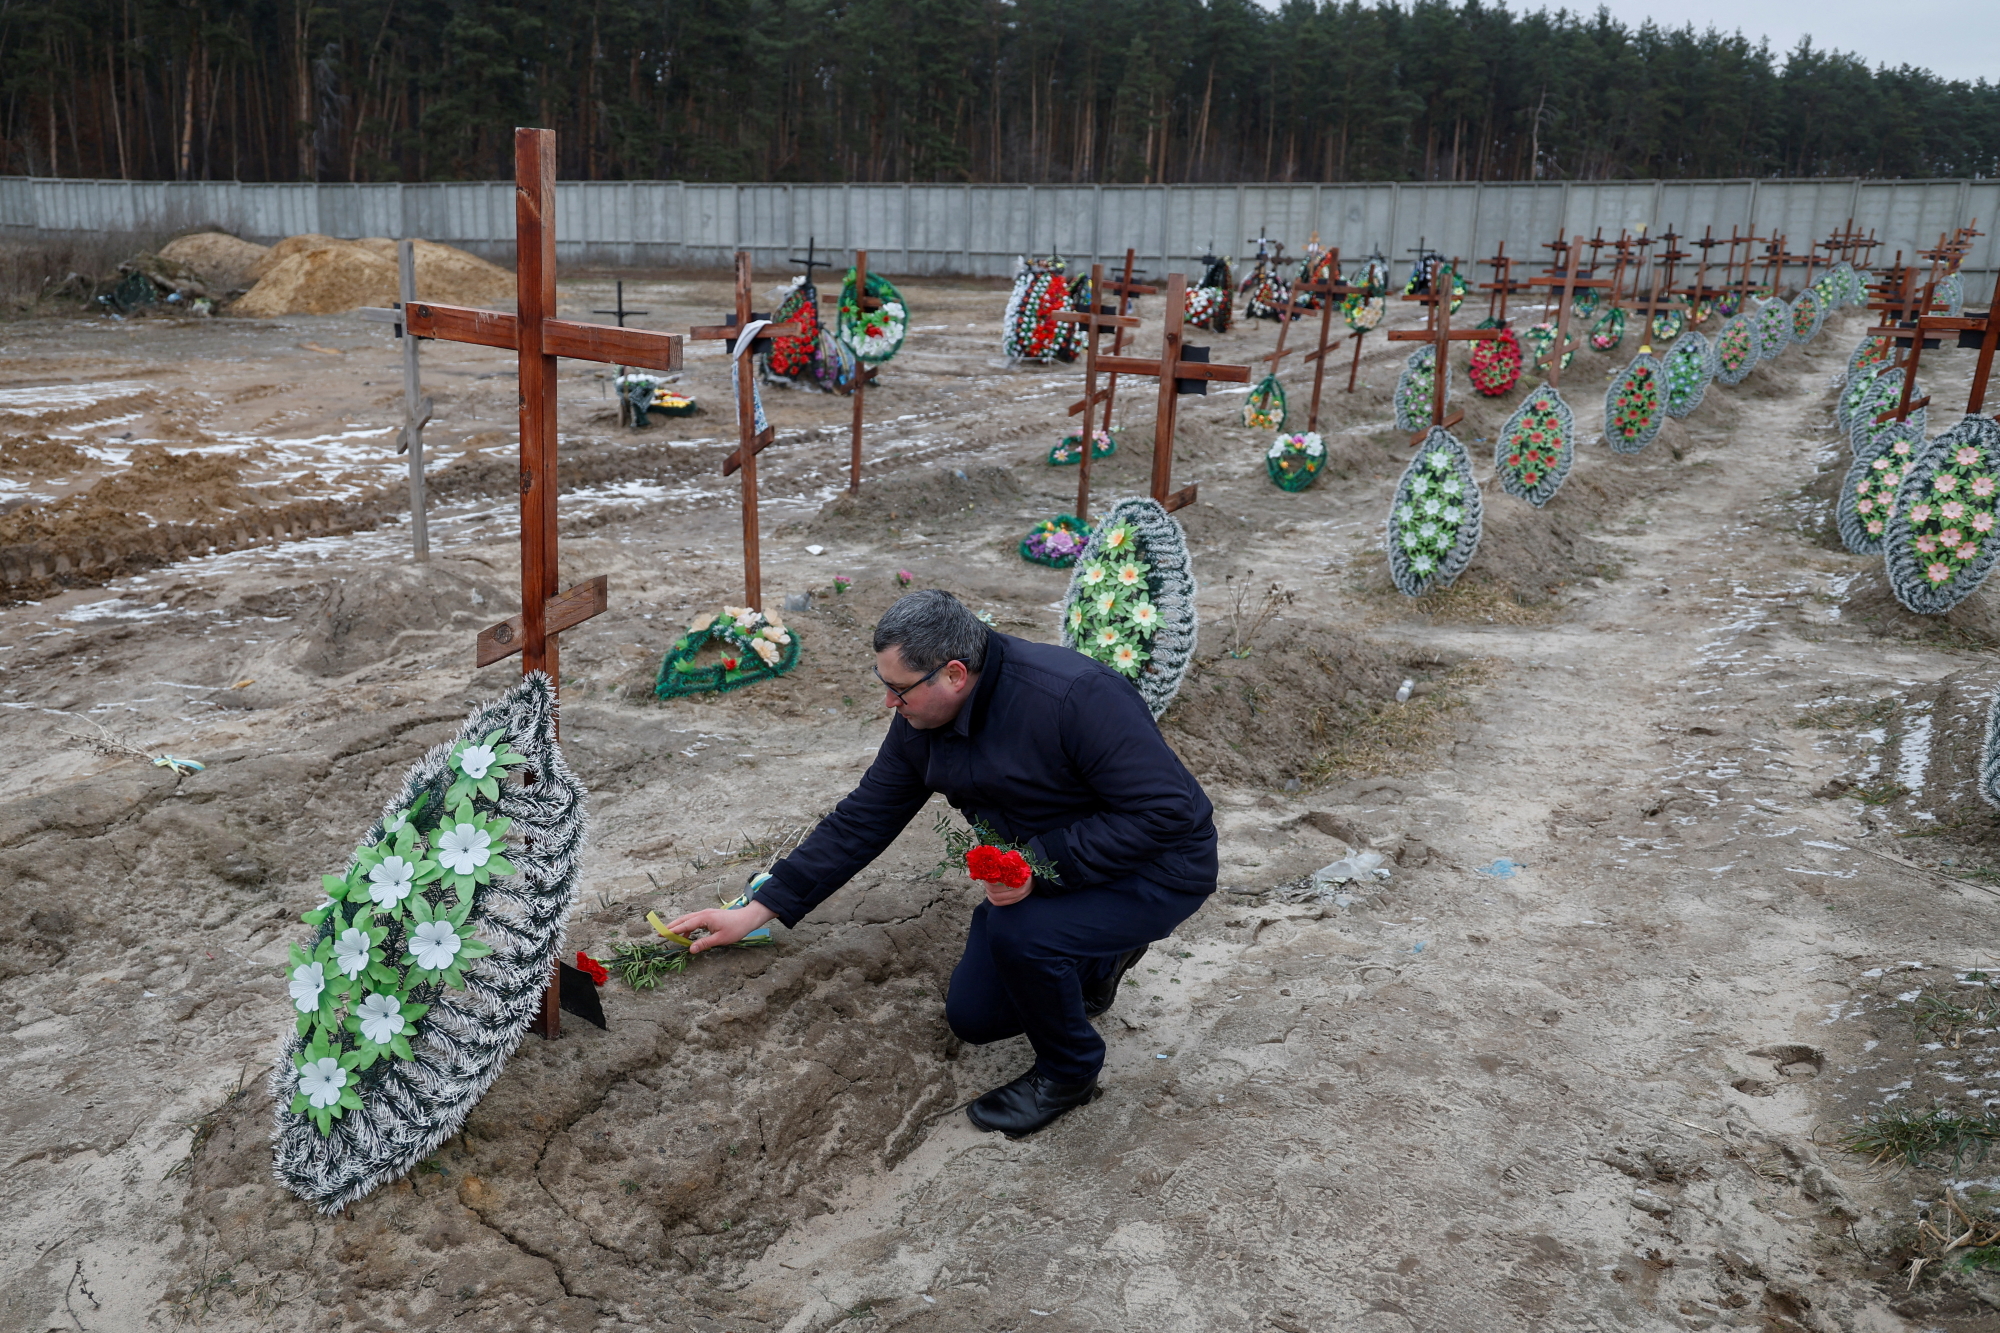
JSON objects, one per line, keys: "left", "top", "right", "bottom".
{"left": 576, "top": 951, "right": 609, "bottom": 986}
{"left": 995, "top": 850, "right": 1033, "bottom": 890}
{"left": 966, "top": 845, "right": 1006, "bottom": 882}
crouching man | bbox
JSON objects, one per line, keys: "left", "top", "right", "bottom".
{"left": 663, "top": 589, "right": 1217, "bottom": 1138}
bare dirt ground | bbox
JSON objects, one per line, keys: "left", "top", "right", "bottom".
{"left": 5, "top": 273, "right": 2000, "bottom": 1332}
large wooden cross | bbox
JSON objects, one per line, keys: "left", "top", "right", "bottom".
{"left": 399, "top": 127, "right": 682, "bottom": 1039}
{"left": 1479, "top": 241, "right": 1527, "bottom": 325}
{"left": 1096, "top": 271, "right": 1250, "bottom": 512}
{"left": 1525, "top": 235, "right": 1602, "bottom": 391}
{"left": 842, "top": 249, "right": 884, "bottom": 496}
{"left": 1293, "top": 247, "right": 1350, "bottom": 431}
{"left": 1052, "top": 262, "right": 1141, "bottom": 524}
{"left": 1679, "top": 225, "right": 1729, "bottom": 321}
{"left": 1387, "top": 258, "right": 1504, "bottom": 440}
{"left": 1084, "top": 249, "right": 1158, "bottom": 432}
{"left": 688, "top": 252, "right": 801, "bottom": 612}
{"left": 1618, "top": 240, "right": 1686, "bottom": 348}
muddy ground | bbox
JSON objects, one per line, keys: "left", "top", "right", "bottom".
{"left": 4, "top": 273, "right": 2000, "bottom": 1332}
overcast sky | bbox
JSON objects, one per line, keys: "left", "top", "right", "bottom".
{"left": 1285, "top": 0, "right": 1998, "bottom": 85}
{"left": 1580, "top": 0, "right": 1997, "bottom": 83}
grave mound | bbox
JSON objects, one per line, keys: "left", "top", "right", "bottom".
{"left": 1880, "top": 660, "right": 2000, "bottom": 844}
{"left": 1162, "top": 626, "right": 1424, "bottom": 787}
{"left": 786, "top": 464, "right": 1029, "bottom": 542}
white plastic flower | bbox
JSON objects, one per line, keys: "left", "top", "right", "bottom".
{"left": 297, "top": 1056, "right": 348, "bottom": 1109}
{"left": 752, "top": 638, "right": 781, "bottom": 666}
{"left": 1440, "top": 477, "right": 1464, "bottom": 497}
{"left": 457, "top": 743, "right": 498, "bottom": 780}
{"left": 738, "top": 609, "right": 764, "bottom": 629}
{"left": 1128, "top": 603, "right": 1159, "bottom": 631}
{"left": 759, "top": 626, "right": 790, "bottom": 644}
{"left": 1115, "top": 564, "right": 1145, "bottom": 587}
{"left": 882, "top": 302, "right": 905, "bottom": 319}
{"left": 1267, "top": 438, "right": 1287, "bottom": 459}
{"left": 289, "top": 961, "right": 326, "bottom": 1013}
{"left": 410, "top": 920, "right": 463, "bottom": 971}
{"left": 356, "top": 992, "right": 407, "bottom": 1045}
{"left": 1095, "top": 626, "right": 1122, "bottom": 648}
{"left": 1112, "top": 643, "right": 1141, "bottom": 671}
{"left": 1422, "top": 497, "right": 1443, "bottom": 518}
{"left": 1304, "top": 435, "right": 1324, "bottom": 457}
{"left": 1442, "top": 506, "right": 1463, "bottom": 524}
{"left": 1427, "top": 450, "right": 1452, "bottom": 470}
{"left": 1079, "top": 564, "right": 1106, "bottom": 586}
{"left": 436, "top": 823, "right": 493, "bottom": 875}
{"left": 367, "top": 855, "right": 417, "bottom": 908}
{"left": 333, "top": 928, "right": 373, "bottom": 980}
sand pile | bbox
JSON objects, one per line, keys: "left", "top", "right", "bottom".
{"left": 157, "top": 231, "right": 271, "bottom": 294}
{"left": 230, "top": 235, "right": 515, "bottom": 318}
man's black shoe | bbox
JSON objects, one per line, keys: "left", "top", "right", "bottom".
{"left": 965, "top": 1069, "right": 1101, "bottom": 1139}
{"left": 1082, "top": 945, "right": 1148, "bottom": 1019}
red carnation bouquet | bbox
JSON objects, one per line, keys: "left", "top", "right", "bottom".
{"left": 965, "top": 844, "right": 1033, "bottom": 890}
{"left": 933, "top": 812, "right": 1060, "bottom": 889}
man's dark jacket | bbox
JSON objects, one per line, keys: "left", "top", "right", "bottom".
{"left": 752, "top": 631, "right": 1217, "bottom": 928}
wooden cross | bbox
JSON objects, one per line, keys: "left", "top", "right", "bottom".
{"left": 1080, "top": 248, "right": 1158, "bottom": 434}
{"left": 1524, "top": 234, "right": 1604, "bottom": 391}
{"left": 688, "top": 252, "right": 802, "bottom": 612}
{"left": 1723, "top": 227, "right": 1763, "bottom": 310}
{"left": 1387, "top": 258, "right": 1505, "bottom": 440}
{"left": 1618, "top": 235, "right": 1686, "bottom": 347}
{"left": 397, "top": 128, "right": 682, "bottom": 1039}
{"left": 1294, "top": 247, "right": 1351, "bottom": 431}
{"left": 1052, "top": 263, "right": 1141, "bottom": 524}
{"left": 1679, "top": 225, "right": 1729, "bottom": 320}
{"left": 1096, "top": 271, "right": 1251, "bottom": 512}
{"left": 1255, "top": 273, "right": 1320, "bottom": 380}
{"left": 1479, "top": 241, "right": 1527, "bottom": 324}
{"left": 357, "top": 239, "right": 435, "bottom": 558}
{"left": 591, "top": 280, "right": 653, "bottom": 425}
{"left": 841, "top": 249, "right": 884, "bottom": 496}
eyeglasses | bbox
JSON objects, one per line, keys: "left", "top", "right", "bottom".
{"left": 874, "top": 662, "right": 944, "bottom": 706}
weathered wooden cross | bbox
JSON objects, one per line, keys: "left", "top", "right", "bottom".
{"left": 357, "top": 240, "right": 436, "bottom": 558}
{"left": 1679, "top": 225, "right": 1729, "bottom": 321}
{"left": 1077, "top": 248, "right": 1158, "bottom": 433}
{"left": 1293, "top": 247, "right": 1351, "bottom": 430}
{"left": 591, "top": 280, "right": 653, "bottom": 424}
{"left": 1388, "top": 259, "right": 1505, "bottom": 440}
{"left": 1618, "top": 237, "right": 1687, "bottom": 347}
{"left": 1095, "top": 271, "right": 1250, "bottom": 513}
{"left": 1479, "top": 241, "right": 1527, "bottom": 325}
{"left": 1526, "top": 235, "right": 1603, "bottom": 391}
{"left": 842, "top": 249, "right": 883, "bottom": 496}
{"left": 688, "top": 252, "right": 802, "bottom": 612}
{"left": 398, "top": 127, "right": 682, "bottom": 1038}
{"left": 1051, "top": 262, "right": 1142, "bottom": 524}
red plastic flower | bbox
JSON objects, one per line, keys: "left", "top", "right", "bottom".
{"left": 576, "top": 951, "right": 609, "bottom": 986}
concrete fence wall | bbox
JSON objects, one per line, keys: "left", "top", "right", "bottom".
{"left": 2, "top": 175, "right": 1994, "bottom": 299}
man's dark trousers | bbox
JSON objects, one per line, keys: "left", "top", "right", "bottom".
{"left": 945, "top": 872, "right": 1209, "bottom": 1084}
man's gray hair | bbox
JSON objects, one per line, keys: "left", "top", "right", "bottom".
{"left": 873, "top": 589, "right": 988, "bottom": 673}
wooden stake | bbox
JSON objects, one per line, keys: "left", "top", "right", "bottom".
{"left": 846, "top": 249, "right": 882, "bottom": 495}
{"left": 1054, "top": 263, "right": 1141, "bottom": 523}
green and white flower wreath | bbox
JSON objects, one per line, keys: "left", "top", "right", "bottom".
{"left": 1884, "top": 415, "right": 2000, "bottom": 615}
{"left": 1838, "top": 419, "right": 1921, "bottom": 556}
{"left": 1838, "top": 358, "right": 1890, "bottom": 435}
{"left": 1388, "top": 427, "right": 1483, "bottom": 596}
{"left": 1662, "top": 331, "right": 1714, "bottom": 419}
{"left": 1058, "top": 498, "right": 1197, "bottom": 717}
{"left": 1938, "top": 272, "right": 1965, "bottom": 318}
{"left": 1751, "top": 298, "right": 1792, "bottom": 365}
{"left": 271, "top": 673, "right": 587, "bottom": 1213}
{"left": 1713, "top": 313, "right": 1759, "bottom": 386}
{"left": 1394, "top": 345, "right": 1446, "bottom": 432}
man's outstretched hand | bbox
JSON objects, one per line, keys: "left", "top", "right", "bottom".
{"left": 661, "top": 901, "right": 778, "bottom": 953}
{"left": 985, "top": 879, "right": 1032, "bottom": 908}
